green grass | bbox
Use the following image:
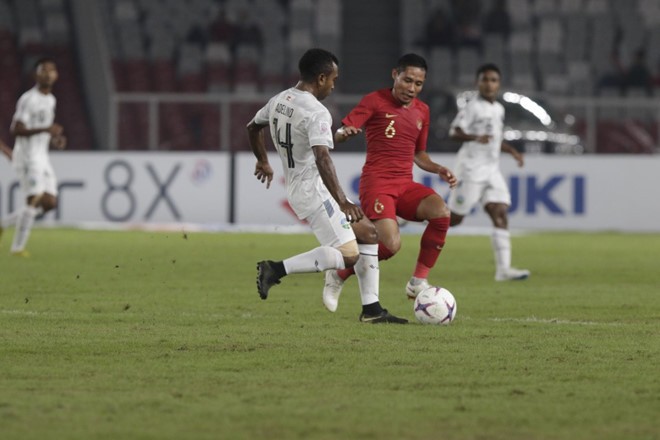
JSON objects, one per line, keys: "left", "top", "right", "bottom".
{"left": 1, "top": 229, "right": 659, "bottom": 440}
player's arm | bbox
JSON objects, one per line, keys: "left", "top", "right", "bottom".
{"left": 0, "top": 139, "right": 12, "bottom": 161}
{"left": 335, "top": 95, "right": 373, "bottom": 144}
{"left": 246, "top": 119, "right": 274, "bottom": 188}
{"left": 449, "top": 126, "right": 491, "bottom": 144}
{"left": 334, "top": 125, "right": 363, "bottom": 143}
{"left": 11, "top": 120, "right": 63, "bottom": 138}
{"left": 501, "top": 141, "right": 524, "bottom": 167}
{"left": 313, "top": 145, "right": 364, "bottom": 223}
{"left": 414, "top": 150, "right": 457, "bottom": 188}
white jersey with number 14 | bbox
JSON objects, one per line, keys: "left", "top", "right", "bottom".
{"left": 253, "top": 88, "right": 335, "bottom": 220}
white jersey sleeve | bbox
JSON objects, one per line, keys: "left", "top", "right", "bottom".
{"left": 12, "top": 93, "right": 32, "bottom": 127}
{"left": 253, "top": 101, "right": 271, "bottom": 126}
{"left": 449, "top": 103, "right": 474, "bottom": 134}
{"left": 306, "top": 110, "right": 334, "bottom": 149}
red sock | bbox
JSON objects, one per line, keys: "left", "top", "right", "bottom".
{"left": 378, "top": 242, "right": 395, "bottom": 261}
{"left": 414, "top": 216, "right": 449, "bottom": 278}
{"left": 336, "top": 267, "right": 354, "bottom": 280}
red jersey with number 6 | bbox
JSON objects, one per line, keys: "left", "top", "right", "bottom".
{"left": 342, "top": 88, "right": 430, "bottom": 186}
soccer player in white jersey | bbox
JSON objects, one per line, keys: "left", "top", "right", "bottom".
{"left": 0, "top": 58, "right": 66, "bottom": 257}
{"left": 448, "top": 63, "right": 530, "bottom": 281}
{"left": 247, "top": 48, "right": 407, "bottom": 323}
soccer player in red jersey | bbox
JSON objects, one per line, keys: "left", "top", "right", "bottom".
{"left": 321, "top": 53, "right": 457, "bottom": 313}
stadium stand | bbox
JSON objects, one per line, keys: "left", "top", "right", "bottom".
{"left": 402, "top": 0, "right": 660, "bottom": 97}
{"left": 3, "top": 0, "right": 660, "bottom": 153}
{"left": 98, "top": 0, "right": 342, "bottom": 151}
{"left": 402, "top": 0, "right": 660, "bottom": 153}
{"left": 0, "top": 0, "right": 93, "bottom": 150}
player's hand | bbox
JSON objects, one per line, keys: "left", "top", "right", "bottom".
{"left": 438, "top": 166, "right": 458, "bottom": 188}
{"left": 48, "top": 123, "right": 64, "bottom": 136}
{"left": 475, "top": 134, "right": 491, "bottom": 144}
{"left": 50, "top": 135, "right": 67, "bottom": 150}
{"left": 335, "top": 126, "right": 362, "bottom": 143}
{"left": 513, "top": 152, "right": 524, "bottom": 167}
{"left": 0, "top": 140, "right": 12, "bottom": 160}
{"left": 339, "top": 201, "right": 364, "bottom": 223}
{"left": 254, "top": 161, "right": 274, "bottom": 188}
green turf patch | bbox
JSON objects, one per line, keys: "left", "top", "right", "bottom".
{"left": 1, "top": 230, "right": 658, "bottom": 439}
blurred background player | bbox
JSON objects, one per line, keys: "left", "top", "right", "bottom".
{"left": 0, "top": 58, "right": 66, "bottom": 257}
{"left": 448, "top": 63, "right": 530, "bottom": 281}
{"left": 323, "top": 53, "right": 457, "bottom": 312}
{"left": 247, "top": 48, "right": 407, "bottom": 324}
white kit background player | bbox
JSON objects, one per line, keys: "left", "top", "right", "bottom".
{"left": 247, "top": 48, "right": 407, "bottom": 323}
{"left": 1, "top": 58, "right": 66, "bottom": 257}
{"left": 448, "top": 63, "right": 530, "bottom": 281}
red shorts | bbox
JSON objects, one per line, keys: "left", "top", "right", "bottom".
{"left": 359, "top": 179, "right": 436, "bottom": 221}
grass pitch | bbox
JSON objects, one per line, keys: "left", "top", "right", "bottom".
{"left": 1, "top": 229, "right": 659, "bottom": 440}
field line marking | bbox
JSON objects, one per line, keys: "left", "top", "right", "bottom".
{"left": 488, "top": 316, "right": 624, "bottom": 326}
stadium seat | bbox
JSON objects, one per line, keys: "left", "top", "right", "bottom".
{"left": 429, "top": 47, "right": 453, "bottom": 91}
{"left": 456, "top": 47, "right": 480, "bottom": 87}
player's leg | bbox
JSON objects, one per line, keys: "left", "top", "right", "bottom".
{"left": 10, "top": 195, "right": 41, "bottom": 257}
{"left": 322, "top": 218, "right": 375, "bottom": 311}
{"left": 354, "top": 219, "right": 406, "bottom": 323}
{"left": 0, "top": 164, "right": 29, "bottom": 239}
{"left": 398, "top": 184, "right": 450, "bottom": 298}
{"left": 257, "top": 199, "right": 356, "bottom": 300}
{"left": 332, "top": 192, "right": 400, "bottom": 284}
{"left": 483, "top": 173, "right": 529, "bottom": 281}
{"left": 38, "top": 193, "right": 58, "bottom": 213}
{"left": 10, "top": 164, "right": 52, "bottom": 256}
{"left": 322, "top": 217, "right": 407, "bottom": 323}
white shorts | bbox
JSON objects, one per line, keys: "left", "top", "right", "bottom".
{"left": 306, "top": 198, "right": 356, "bottom": 247}
{"left": 15, "top": 161, "right": 58, "bottom": 197}
{"left": 448, "top": 170, "right": 510, "bottom": 216}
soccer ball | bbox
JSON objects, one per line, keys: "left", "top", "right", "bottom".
{"left": 413, "top": 286, "right": 457, "bottom": 325}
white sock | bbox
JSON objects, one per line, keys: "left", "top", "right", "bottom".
{"left": 354, "top": 244, "right": 379, "bottom": 306}
{"left": 1, "top": 207, "right": 43, "bottom": 229}
{"left": 1, "top": 209, "right": 21, "bottom": 228}
{"left": 11, "top": 206, "right": 38, "bottom": 252}
{"left": 491, "top": 228, "right": 511, "bottom": 272}
{"left": 283, "top": 246, "right": 345, "bottom": 274}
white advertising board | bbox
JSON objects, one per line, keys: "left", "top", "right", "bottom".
{"left": 0, "top": 152, "right": 229, "bottom": 225}
{"left": 2, "top": 152, "right": 659, "bottom": 231}
{"left": 236, "top": 152, "right": 660, "bottom": 232}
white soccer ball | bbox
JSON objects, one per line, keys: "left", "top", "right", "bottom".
{"left": 413, "top": 286, "right": 457, "bottom": 325}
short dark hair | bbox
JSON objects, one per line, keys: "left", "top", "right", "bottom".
{"left": 34, "top": 57, "right": 56, "bottom": 71}
{"left": 298, "top": 48, "right": 338, "bottom": 82}
{"left": 476, "top": 63, "right": 501, "bottom": 78}
{"left": 395, "top": 53, "right": 428, "bottom": 73}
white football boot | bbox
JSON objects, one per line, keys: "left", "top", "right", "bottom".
{"left": 495, "top": 267, "right": 531, "bottom": 281}
{"left": 405, "top": 278, "right": 430, "bottom": 300}
{"left": 323, "top": 270, "right": 344, "bottom": 312}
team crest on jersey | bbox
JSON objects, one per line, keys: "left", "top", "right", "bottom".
{"left": 319, "top": 121, "right": 330, "bottom": 134}
{"left": 374, "top": 199, "right": 384, "bottom": 214}
{"left": 416, "top": 119, "right": 423, "bottom": 130}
